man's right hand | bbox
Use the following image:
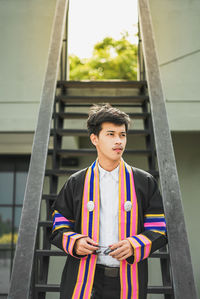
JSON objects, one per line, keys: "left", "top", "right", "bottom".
{"left": 74, "top": 236, "right": 99, "bottom": 255}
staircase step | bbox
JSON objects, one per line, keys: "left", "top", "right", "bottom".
{"left": 36, "top": 250, "right": 66, "bottom": 256}
{"left": 36, "top": 249, "right": 168, "bottom": 258}
{"left": 56, "top": 103, "right": 146, "bottom": 108}
{"left": 57, "top": 80, "right": 147, "bottom": 89}
{"left": 147, "top": 286, "right": 173, "bottom": 294}
{"left": 45, "top": 169, "right": 79, "bottom": 176}
{"left": 54, "top": 112, "right": 150, "bottom": 120}
{"left": 45, "top": 169, "right": 158, "bottom": 177}
{"left": 48, "top": 149, "right": 152, "bottom": 157}
{"left": 150, "top": 252, "right": 169, "bottom": 259}
{"left": 56, "top": 95, "right": 149, "bottom": 104}
{"left": 55, "top": 112, "right": 89, "bottom": 119}
{"left": 39, "top": 220, "right": 52, "bottom": 227}
{"left": 50, "top": 129, "right": 149, "bottom": 137}
{"left": 42, "top": 194, "right": 57, "bottom": 201}
{"left": 35, "top": 284, "right": 60, "bottom": 292}
{"left": 35, "top": 284, "right": 173, "bottom": 294}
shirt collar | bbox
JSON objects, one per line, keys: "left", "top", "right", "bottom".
{"left": 98, "top": 163, "right": 119, "bottom": 182}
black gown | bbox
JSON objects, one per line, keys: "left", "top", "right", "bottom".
{"left": 50, "top": 165, "right": 167, "bottom": 299}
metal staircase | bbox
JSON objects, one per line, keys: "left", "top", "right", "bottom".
{"left": 8, "top": 0, "right": 197, "bottom": 298}
{"left": 34, "top": 80, "right": 173, "bottom": 297}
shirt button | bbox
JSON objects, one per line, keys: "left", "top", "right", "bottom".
{"left": 124, "top": 201, "right": 132, "bottom": 212}
{"left": 87, "top": 201, "right": 94, "bottom": 212}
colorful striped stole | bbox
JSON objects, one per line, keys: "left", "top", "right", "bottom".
{"left": 119, "top": 160, "right": 139, "bottom": 299}
{"left": 72, "top": 160, "right": 100, "bottom": 299}
{"left": 52, "top": 211, "right": 83, "bottom": 257}
{"left": 72, "top": 159, "right": 141, "bottom": 299}
{"left": 52, "top": 210, "right": 75, "bottom": 233}
{"left": 144, "top": 214, "right": 166, "bottom": 235}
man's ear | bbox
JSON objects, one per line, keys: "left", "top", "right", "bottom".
{"left": 90, "top": 133, "right": 98, "bottom": 147}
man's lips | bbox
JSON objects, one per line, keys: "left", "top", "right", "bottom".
{"left": 113, "top": 147, "right": 123, "bottom": 151}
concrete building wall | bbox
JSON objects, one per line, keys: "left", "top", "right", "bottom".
{"left": 149, "top": 0, "right": 200, "bottom": 131}
{"left": 147, "top": 132, "right": 200, "bottom": 298}
{"left": 0, "top": 0, "right": 56, "bottom": 132}
{"left": 148, "top": 1, "right": 200, "bottom": 294}
{"left": 172, "top": 132, "right": 200, "bottom": 296}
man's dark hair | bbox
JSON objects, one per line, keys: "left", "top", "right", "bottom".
{"left": 87, "top": 103, "right": 130, "bottom": 136}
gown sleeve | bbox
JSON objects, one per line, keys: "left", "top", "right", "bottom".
{"left": 50, "top": 176, "right": 86, "bottom": 258}
{"left": 126, "top": 174, "right": 167, "bottom": 264}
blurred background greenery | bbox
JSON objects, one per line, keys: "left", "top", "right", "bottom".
{"left": 69, "top": 34, "right": 137, "bottom": 80}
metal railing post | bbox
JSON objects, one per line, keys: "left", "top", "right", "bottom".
{"left": 8, "top": 1, "right": 69, "bottom": 298}
{"left": 138, "top": 1, "right": 198, "bottom": 298}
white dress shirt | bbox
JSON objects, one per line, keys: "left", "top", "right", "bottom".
{"left": 97, "top": 163, "right": 120, "bottom": 267}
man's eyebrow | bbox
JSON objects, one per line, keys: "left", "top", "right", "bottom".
{"left": 106, "top": 130, "right": 126, "bottom": 133}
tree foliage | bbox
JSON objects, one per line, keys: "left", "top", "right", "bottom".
{"left": 0, "top": 233, "right": 18, "bottom": 245}
{"left": 69, "top": 34, "right": 137, "bottom": 80}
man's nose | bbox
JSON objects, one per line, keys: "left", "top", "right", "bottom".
{"left": 115, "top": 136, "right": 122, "bottom": 144}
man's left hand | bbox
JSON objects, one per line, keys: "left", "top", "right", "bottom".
{"left": 109, "top": 240, "right": 133, "bottom": 261}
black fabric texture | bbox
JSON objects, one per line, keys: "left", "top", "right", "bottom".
{"left": 50, "top": 165, "right": 168, "bottom": 299}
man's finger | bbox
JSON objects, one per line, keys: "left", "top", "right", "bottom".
{"left": 109, "top": 243, "right": 128, "bottom": 255}
{"left": 77, "top": 248, "right": 94, "bottom": 255}
{"left": 109, "top": 242, "right": 122, "bottom": 250}
{"left": 117, "top": 253, "right": 131, "bottom": 261}
{"left": 109, "top": 247, "right": 123, "bottom": 257}
{"left": 110, "top": 240, "right": 128, "bottom": 250}
{"left": 83, "top": 238, "right": 99, "bottom": 250}
{"left": 87, "top": 238, "right": 99, "bottom": 247}
{"left": 113, "top": 248, "right": 132, "bottom": 260}
{"left": 83, "top": 243, "right": 99, "bottom": 251}
{"left": 110, "top": 248, "right": 129, "bottom": 259}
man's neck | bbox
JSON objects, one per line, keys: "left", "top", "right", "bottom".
{"left": 98, "top": 157, "right": 121, "bottom": 172}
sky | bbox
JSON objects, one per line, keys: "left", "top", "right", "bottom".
{"left": 68, "top": 0, "right": 138, "bottom": 58}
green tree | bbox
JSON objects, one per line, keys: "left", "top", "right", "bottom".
{"left": 69, "top": 34, "right": 137, "bottom": 80}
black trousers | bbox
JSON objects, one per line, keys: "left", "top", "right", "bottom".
{"left": 91, "top": 265, "right": 121, "bottom": 299}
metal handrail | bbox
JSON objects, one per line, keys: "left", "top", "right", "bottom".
{"left": 8, "top": 1, "right": 69, "bottom": 298}
{"left": 138, "top": 1, "right": 198, "bottom": 298}
{"left": 60, "top": 0, "right": 70, "bottom": 81}
{"left": 137, "top": 22, "right": 146, "bottom": 81}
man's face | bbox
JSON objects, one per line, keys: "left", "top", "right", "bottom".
{"left": 90, "top": 122, "right": 127, "bottom": 163}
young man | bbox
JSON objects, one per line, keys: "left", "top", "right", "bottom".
{"left": 50, "top": 104, "right": 167, "bottom": 299}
